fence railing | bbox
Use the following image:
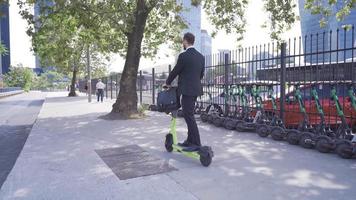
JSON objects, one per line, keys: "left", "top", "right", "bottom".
{"left": 79, "top": 26, "right": 356, "bottom": 130}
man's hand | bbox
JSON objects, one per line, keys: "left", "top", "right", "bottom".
{"left": 162, "top": 84, "right": 171, "bottom": 89}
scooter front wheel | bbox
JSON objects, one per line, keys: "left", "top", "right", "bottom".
{"left": 299, "top": 132, "right": 314, "bottom": 149}
{"left": 336, "top": 140, "right": 354, "bottom": 159}
{"left": 315, "top": 136, "right": 333, "bottom": 153}
{"left": 270, "top": 126, "right": 285, "bottom": 141}
{"left": 165, "top": 134, "right": 173, "bottom": 152}
{"left": 256, "top": 124, "right": 270, "bottom": 137}
{"left": 287, "top": 130, "right": 300, "bottom": 145}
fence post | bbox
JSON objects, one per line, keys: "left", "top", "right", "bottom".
{"left": 116, "top": 73, "right": 119, "bottom": 98}
{"left": 152, "top": 68, "right": 155, "bottom": 105}
{"left": 105, "top": 77, "right": 108, "bottom": 98}
{"left": 224, "top": 53, "right": 229, "bottom": 116}
{"left": 110, "top": 75, "right": 113, "bottom": 99}
{"left": 280, "top": 43, "right": 287, "bottom": 121}
{"left": 140, "top": 70, "right": 143, "bottom": 104}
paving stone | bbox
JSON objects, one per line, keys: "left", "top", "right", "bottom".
{"left": 96, "top": 145, "right": 176, "bottom": 180}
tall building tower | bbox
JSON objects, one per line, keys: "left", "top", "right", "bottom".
{"left": 178, "top": 0, "right": 202, "bottom": 53}
{"left": 0, "top": 2, "right": 10, "bottom": 75}
{"left": 298, "top": 0, "right": 356, "bottom": 63}
{"left": 200, "top": 29, "right": 212, "bottom": 56}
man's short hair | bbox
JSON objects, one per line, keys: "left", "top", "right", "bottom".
{"left": 183, "top": 32, "right": 195, "bottom": 45}
{"left": 98, "top": 79, "right": 102, "bottom": 82}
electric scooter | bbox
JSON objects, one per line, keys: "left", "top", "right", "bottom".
{"left": 271, "top": 84, "right": 314, "bottom": 142}
{"left": 257, "top": 85, "right": 285, "bottom": 137}
{"left": 235, "top": 84, "right": 267, "bottom": 132}
{"left": 298, "top": 84, "right": 335, "bottom": 149}
{"left": 223, "top": 85, "right": 243, "bottom": 130}
{"left": 213, "top": 85, "right": 237, "bottom": 127}
{"left": 200, "top": 84, "right": 223, "bottom": 123}
{"left": 165, "top": 110, "right": 214, "bottom": 166}
{"left": 315, "top": 84, "right": 355, "bottom": 159}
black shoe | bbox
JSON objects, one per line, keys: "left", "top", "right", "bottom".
{"left": 178, "top": 140, "right": 192, "bottom": 147}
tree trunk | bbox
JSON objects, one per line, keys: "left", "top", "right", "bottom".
{"left": 110, "top": 0, "right": 150, "bottom": 118}
{"left": 68, "top": 67, "right": 78, "bottom": 97}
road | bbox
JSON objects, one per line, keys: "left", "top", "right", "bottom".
{"left": 0, "top": 92, "right": 45, "bottom": 189}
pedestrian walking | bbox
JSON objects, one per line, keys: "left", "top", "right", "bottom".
{"left": 96, "top": 79, "right": 105, "bottom": 102}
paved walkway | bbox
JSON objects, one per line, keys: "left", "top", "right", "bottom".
{"left": 0, "top": 92, "right": 45, "bottom": 189}
{"left": 0, "top": 92, "right": 355, "bottom": 200}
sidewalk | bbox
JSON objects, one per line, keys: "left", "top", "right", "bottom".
{"left": 0, "top": 92, "right": 355, "bottom": 200}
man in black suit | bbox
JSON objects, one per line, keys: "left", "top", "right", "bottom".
{"left": 165, "top": 32, "right": 205, "bottom": 147}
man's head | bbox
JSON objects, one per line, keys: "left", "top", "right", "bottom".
{"left": 182, "top": 32, "right": 195, "bottom": 50}
{"left": 98, "top": 79, "right": 102, "bottom": 82}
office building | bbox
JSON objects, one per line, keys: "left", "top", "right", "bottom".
{"left": 298, "top": 0, "right": 356, "bottom": 63}
{"left": 178, "top": 0, "right": 202, "bottom": 52}
{"left": 0, "top": 2, "right": 10, "bottom": 75}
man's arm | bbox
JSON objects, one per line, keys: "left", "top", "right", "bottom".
{"left": 166, "top": 53, "right": 184, "bottom": 85}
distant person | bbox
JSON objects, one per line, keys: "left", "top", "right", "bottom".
{"left": 164, "top": 32, "right": 205, "bottom": 148}
{"left": 84, "top": 84, "right": 88, "bottom": 95}
{"left": 96, "top": 79, "right": 105, "bottom": 102}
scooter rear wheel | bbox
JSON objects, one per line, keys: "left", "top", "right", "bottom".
{"left": 270, "top": 126, "right": 285, "bottom": 141}
{"left": 199, "top": 146, "right": 213, "bottom": 167}
{"left": 165, "top": 134, "right": 173, "bottom": 152}
{"left": 200, "top": 113, "right": 208, "bottom": 122}
{"left": 207, "top": 114, "right": 214, "bottom": 124}
{"left": 287, "top": 130, "right": 300, "bottom": 145}
{"left": 315, "top": 136, "right": 333, "bottom": 153}
{"left": 224, "top": 119, "right": 236, "bottom": 130}
{"left": 336, "top": 140, "right": 354, "bottom": 159}
{"left": 257, "top": 124, "right": 270, "bottom": 137}
{"left": 299, "top": 132, "right": 314, "bottom": 149}
{"left": 213, "top": 116, "right": 224, "bottom": 127}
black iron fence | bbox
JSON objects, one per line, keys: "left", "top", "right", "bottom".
{"left": 79, "top": 26, "right": 356, "bottom": 130}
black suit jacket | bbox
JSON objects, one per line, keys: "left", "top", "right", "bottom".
{"left": 166, "top": 48, "right": 205, "bottom": 96}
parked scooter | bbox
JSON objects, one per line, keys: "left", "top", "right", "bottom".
{"left": 315, "top": 84, "right": 355, "bottom": 159}
{"left": 257, "top": 85, "right": 285, "bottom": 137}
{"left": 235, "top": 84, "right": 267, "bottom": 132}
{"left": 200, "top": 84, "right": 223, "bottom": 123}
{"left": 271, "top": 84, "right": 314, "bottom": 142}
{"left": 298, "top": 84, "right": 335, "bottom": 149}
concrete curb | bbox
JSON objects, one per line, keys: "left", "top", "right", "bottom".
{"left": 0, "top": 90, "right": 24, "bottom": 99}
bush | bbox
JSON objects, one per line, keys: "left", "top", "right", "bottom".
{"left": 3, "top": 66, "right": 35, "bottom": 91}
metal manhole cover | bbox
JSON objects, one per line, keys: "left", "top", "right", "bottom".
{"left": 96, "top": 145, "right": 176, "bottom": 180}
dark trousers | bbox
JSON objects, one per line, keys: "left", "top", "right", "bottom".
{"left": 97, "top": 89, "right": 104, "bottom": 102}
{"left": 181, "top": 95, "right": 201, "bottom": 146}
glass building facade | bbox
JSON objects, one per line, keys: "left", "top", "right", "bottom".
{"left": 0, "top": 3, "right": 10, "bottom": 75}
{"left": 298, "top": 0, "right": 356, "bottom": 63}
{"left": 177, "top": 0, "right": 202, "bottom": 53}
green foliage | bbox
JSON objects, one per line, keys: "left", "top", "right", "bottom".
{"left": 32, "top": 70, "right": 69, "bottom": 90}
{"left": 304, "top": 0, "right": 356, "bottom": 27}
{"left": 0, "top": 42, "right": 8, "bottom": 55}
{"left": 263, "top": 0, "right": 297, "bottom": 41}
{"left": 4, "top": 66, "right": 35, "bottom": 91}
